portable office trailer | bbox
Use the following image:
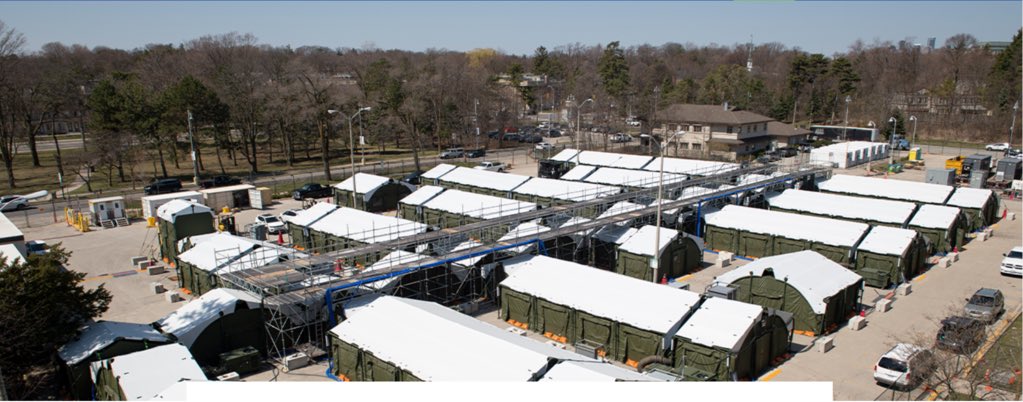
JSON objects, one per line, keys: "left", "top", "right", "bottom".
{"left": 306, "top": 207, "right": 428, "bottom": 261}
{"left": 767, "top": 189, "right": 918, "bottom": 228}
{"left": 90, "top": 344, "right": 206, "bottom": 400}
{"left": 643, "top": 157, "right": 740, "bottom": 178}
{"left": 248, "top": 187, "right": 272, "bottom": 209}
{"left": 58, "top": 321, "right": 172, "bottom": 400}
{"left": 810, "top": 142, "right": 881, "bottom": 168}
{"left": 713, "top": 250, "right": 864, "bottom": 335}
{"left": 509, "top": 177, "right": 620, "bottom": 214}
{"left": 333, "top": 173, "right": 415, "bottom": 212}
{"left": 396, "top": 185, "right": 446, "bottom": 221}
{"left": 419, "top": 163, "right": 458, "bottom": 185}
{"left": 854, "top": 226, "right": 928, "bottom": 288}
{"left": 200, "top": 184, "right": 256, "bottom": 210}
{"left": 435, "top": 167, "right": 531, "bottom": 198}
{"left": 703, "top": 205, "right": 870, "bottom": 265}
{"left": 157, "top": 200, "right": 215, "bottom": 263}
{"left": 176, "top": 233, "right": 299, "bottom": 295}
{"left": 817, "top": 174, "right": 954, "bottom": 206}
{"left": 140, "top": 191, "right": 203, "bottom": 220}
{"left": 87, "top": 196, "right": 126, "bottom": 223}
{"left": 286, "top": 202, "right": 338, "bottom": 250}
{"left": 944, "top": 187, "right": 999, "bottom": 231}
{"left": 498, "top": 255, "right": 701, "bottom": 366}
{"left": 673, "top": 297, "right": 790, "bottom": 381}
{"left": 329, "top": 295, "right": 649, "bottom": 381}
{"left": 418, "top": 189, "right": 538, "bottom": 241}
{"left": 907, "top": 204, "right": 968, "bottom": 254}
{"left": 616, "top": 225, "right": 703, "bottom": 282}
{"left": 156, "top": 288, "right": 268, "bottom": 370}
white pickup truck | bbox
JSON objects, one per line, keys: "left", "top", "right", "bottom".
{"left": 474, "top": 161, "right": 507, "bottom": 172}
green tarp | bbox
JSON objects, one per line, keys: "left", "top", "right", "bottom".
{"left": 159, "top": 213, "right": 214, "bottom": 263}
{"left": 616, "top": 236, "right": 702, "bottom": 282}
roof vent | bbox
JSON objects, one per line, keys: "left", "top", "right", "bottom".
{"left": 723, "top": 101, "right": 729, "bottom": 111}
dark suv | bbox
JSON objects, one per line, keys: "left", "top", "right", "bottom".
{"left": 199, "top": 175, "right": 242, "bottom": 189}
{"left": 935, "top": 316, "right": 985, "bottom": 354}
{"left": 292, "top": 183, "right": 332, "bottom": 200}
{"left": 144, "top": 178, "right": 183, "bottom": 195}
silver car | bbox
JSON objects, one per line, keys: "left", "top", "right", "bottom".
{"left": 964, "top": 288, "right": 1005, "bottom": 324}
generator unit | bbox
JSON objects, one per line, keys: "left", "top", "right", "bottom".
{"left": 706, "top": 285, "right": 738, "bottom": 300}
{"left": 217, "top": 346, "right": 261, "bottom": 375}
{"left": 925, "top": 168, "right": 956, "bottom": 186}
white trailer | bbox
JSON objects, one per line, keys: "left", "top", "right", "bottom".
{"left": 141, "top": 191, "right": 203, "bottom": 220}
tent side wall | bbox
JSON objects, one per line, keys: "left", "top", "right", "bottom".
{"left": 705, "top": 225, "right": 739, "bottom": 253}
{"left": 334, "top": 189, "right": 356, "bottom": 209}
{"left": 808, "top": 242, "right": 854, "bottom": 266}
{"left": 615, "top": 323, "right": 664, "bottom": 367}
{"left": 329, "top": 333, "right": 420, "bottom": 382}
{"left": 287, "top": 223, "right": 312, "bottom": 250}
{"left": 616, "top": 250, "right": 653, "bottom": 281}
{"left": 729, "top": 276, "right": 822, "bottom": 334}
{"left": 672, "top": 340, "right": 733, "bottom": 381}
{"left": 573, "top": 310, "right": 618, "bottom": 360}
{"left": 66, "top": 339, "right": 172, "bottom": 400}
{"left": 535, "top": 297, "right": 574, "bottom": 343}
{"left": 498, "top": 286, "right": 535, "bottom": 329}
{"left": 854, "top": 250, "right": 904, "bottom": 288}
{"left": 616, "top": 237, "right": 701, "bottom": 282}
{"left": 91, "top": 365, "right": 127, "bottom": 400}
{"left": 160, "top": 214, "right": 215, "bottom": 263}
{"left": 188, "top": 306, "right": 267, "bottom": 369}
{"left": 737, "top": 231, "right": 774, "bottom": 258}
{"left": 398, "top": 203, "right": 420, "bottom": 222}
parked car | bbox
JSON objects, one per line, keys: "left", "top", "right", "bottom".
{"left": 873, "top": 343, "right": 934, "bottom": 389}
{"left": 537, "top": 121, "right": 550, "bottom": 129}
{"left": 0, "top": 195, "right": 29, "bottom": 211}
{"left": 292, "top": 183, "right": 332, "bottom": 200}
{"left": 199, "top": 175, "right": 242, "bottom": 189}
{"left": 502, "top": 133, "right": 522, "bottom": 142}
{"left": 143, "top": 178, "right": 183, "bottom": 196}
{"left": 545, "top": 129, "right": 562, "bottom": 138}
{"left": 466, "top": 148, "right": 487, "bottom": 158}
{"left": 521, "top": 134, "right": 543, "bottom": 144}
{"left": 486, "top": 130, "right": 501, "bottom": 139}
{"left": 777, "top": 148, "right": 798, "bottom": 158}
{"left": 1006, "top": 148, "right": 1022, "bottom": 158}
{"left": 474, "top": 161, "right": 507, "bottom": 172}
{"left": 279, "top": 209, "right": 301, "bottom": 224}
{"left": 25, "top": 240, "right": 48, "bottom": 256}
{"left": 535, "top": 142, "right": 554, "bottom": 151}
{"left": 935, "top": 316, "right": 985, "bottom": 354}
{"left": 986, "top": 142, "right": 1010, "bottom": 151}
{"left": 626, "top": 116, "right": 641, "bottom": 127}
{"left": 610, "top": 133, "right": 632, "bottom": 143}
{"left": 255, "top": 214, "right": 286, "bottom": 235}
{"left": 1001, "top": 246, "right": 1023, "bottom": 276}
{"left": 964, "top": 288, "right": 1005, "bottom": 324}
{"left": 401, "top": 170, "right": 425, "bottom": 186}
{"left": 439, "top": 147, "right": 465, "bottom": 159}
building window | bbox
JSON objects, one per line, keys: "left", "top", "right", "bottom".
{"left": 692, "top": 143, "right": 702, "bottom": 150}
{"left": 727, "top": 126, "right": 733, "bottom": 134}
{"left": 763, "top": 123, "right": 767, "bottom": 131}
{"left": 693, "top": 125, "right": 702, "bottom": 132}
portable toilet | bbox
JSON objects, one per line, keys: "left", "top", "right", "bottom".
{"left": 157, "top": 200, "right": 215, "bottom": 264}
{"left": 87, "top": 196, "right": 126, "bottom": 225}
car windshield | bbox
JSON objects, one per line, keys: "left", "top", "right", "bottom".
{"left": 968, "top": 295, "right": 995, "bottom": 306}
{"left": 1008, "top": 251, "right": 1023, "bottom": 259}
{"left": 878, "top": 357, "right": 908, "bottom": 372}
{"left": 263, "top": 216, "right": 280, "bottom": 223}
{"left": 0, "top": 196, "right": 16, "bottom": 202}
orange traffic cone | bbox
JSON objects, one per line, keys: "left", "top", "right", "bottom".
{"left": 660, "top": 275, "right": 668, "bottom": 284}
{"left": 277, "top": 232, "right": 284, "bottom": 245}
{"left": 1003, "top": 209, "right": 1008, "bottom": 220}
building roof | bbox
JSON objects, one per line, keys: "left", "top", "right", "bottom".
{"left": 333, "top": 172, "right": 394, "bottom": 193}
{"left": 945, "top": 187, "right": 995, "bottom": 209}
{"left": 288, "top": 202, "right": 338, "bottom": 227}
{"left": 714, "top": 250, "right": 863, "bottom": 314}
{"left": 198, "top": 183, "right": 255, "bottom": 194}
{"left": 767, "top": 121, "right": 811, "bottom": 137}
{"left": 156, "top": 200, "right": 213, "bottom": 223}
{"left": 511, "top": 177, "right": 620, "bottom": 202}
{"left": 330, "top": 295, "right": 587, "bottom": 381}
{"left": 908, "top": 204, "right": 961, "bottom": 230}
{"left": 422, "top": 189, "right": 537, "bottom": 220}
{"left": 156, "top": 288, "right": 261, "bottom": 347}
{"left": 704, "top": 205, "right": 870, "bottom": 248}
{"left": 549, "top": 148, "right": 581, "bottom": 162}
{"left": 817, "top": 174, "right": 954, "bottom": 205}
{"left": 399, "top": 185, "right": 447, "bottom": 207}
{"left": 644, "top": 157, "right": 739, "bottom": 176}
{"left": 858, "top": 226, "right": 918, "bottom": 256}
{"left": 575, "top": 167, "right": 687, "bottom": 188}
{"left": 559, "top": 165, "right": 599, "bottom": 181}
{"left": 310, "top": 207, "right": 428, "bottom": 243}
{"left": 176, "top": 232, "right": 293, "bottom": 274}
{"left": 617, "top": 225, "right": 678, "bottom": 258}
{"left": 540, "top": 360, "right": 655, "bottom": 382}
{"left": 676, "top": 297, "right": 762, "bottom": 351}
{"left": 657, "top": 104, "right": 774, "bottom": 125}
{"left": 421, "top": 163, "right": 459, "bottom": 180}
{"left": 767, "top": 189, "right": 917, "bottom": 226}
{"left": 439, "top": 167, "right": 532, "bottom": 192}
{"left": 58, "top": 321, "right": 168, "bottom": 365}
{"left": 0, "top": 243, "right": 24, "bottom": 265}
{"left": 500, "top": 255, "right": 701, "bottom": 334}
{"left": 89, "top": 344, "right": 206, "bottom": 400}
{"left": 140, "top": 191, "right": 202, "bottom": 202}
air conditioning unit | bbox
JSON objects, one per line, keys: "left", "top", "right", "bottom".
{"left": 284, "top": 352, "right": 310, "bottom": 372}
{"left": 707, "top": 285, "right": 737, "bottom": 300}
{"left": 574, "top": 340, "right": 605, "bottom": 360}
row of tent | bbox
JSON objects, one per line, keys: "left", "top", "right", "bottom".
{"left": 541, "top": 148, "right": 741, "bottom": 179}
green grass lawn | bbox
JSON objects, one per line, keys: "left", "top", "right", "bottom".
{"left": 973, "top": 313, "right": 1021, "bottom": 395}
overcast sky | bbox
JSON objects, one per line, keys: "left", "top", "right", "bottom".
{"left": 4, "top": 1, "right": 1020, "bottom": 55}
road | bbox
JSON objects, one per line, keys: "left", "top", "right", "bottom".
{"left": 15, "top": 136, "right": 85, "bottom": 153}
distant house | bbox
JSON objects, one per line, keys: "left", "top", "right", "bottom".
{"left": 653, "top": 104, "right": 810, "bottom": 160}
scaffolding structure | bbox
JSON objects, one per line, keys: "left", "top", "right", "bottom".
{"left": 211, "top": 159, "right": 834, "bottom": 371}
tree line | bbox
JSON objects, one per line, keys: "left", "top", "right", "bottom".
{"left": 0, "top": 19, "right": 1019, "bottom": 190}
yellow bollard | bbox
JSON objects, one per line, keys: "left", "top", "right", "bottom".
{"left": 147, "top": 216, "right": 156, "bottom": 228}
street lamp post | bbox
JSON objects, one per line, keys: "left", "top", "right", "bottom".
{"left": 575, "top": 98, "right": 594, "bottom": 164}
{"left": 642, "top": 130, "right": 684, "bottom": 283}
{"left": 328, "top": 107, "right": 372, "bottom": 207}
{"left": 888, "top": 117, "right": 898, "bottom": 164}
{"left": 908, "top": 115, "right": 918, "bottom": 149}
{"left": 187, "top": 110, "right": 200, "bottom": 186}
{"left": 843, "top": 95, "right": 851, "bottom": 142}
{"left": 1010, "top": 100, "right": 1019, "bottom": 151}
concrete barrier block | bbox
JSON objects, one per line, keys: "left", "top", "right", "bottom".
{"left": 818, "top": 337, "right": 834, "bottom": 353}
{"left": 947, "top": 252, "right": 959, "bottom": 262}
{"left": 713, "top": 258, "right": 731, "bottom": 269}
{"left": 216, "top": 372, "right": 240, "bottom": 382}
{"left": 875, "top": 298, "right": 892, "bottom": 313}
{"left": 130, "top": 256, "right": 148, "bottom": 266}
{"left": 897, "top": 283, "right": 912, "bottom": 296}
{"left": 150, "top": 282, "right": 165, "bottom": 294}
{"left": 148, "top": 266, "right": 166, "bottom": 275}
{"left": 506, "top": 327, "right": 527, "bottom": 336}
{"left": 165, "top": 291, "right": 181, "bottom": 303}
{"left": 719, "top": 251, "right": 735, "bottom": 262}
{"left": 937, "top": 257, "right": 951, "bottom": 268}
{"left": 985, "top": 228, "right": 994, "bottom": 238}
{"left": 849, "top": 315, "right": 867, "bottom": 330}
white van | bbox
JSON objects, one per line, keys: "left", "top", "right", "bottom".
{"left": 874, "top": 343, "right": 933, "bottom": 389}
{"left": 1000, "top": 246, "right": 1022, "bottom": 276}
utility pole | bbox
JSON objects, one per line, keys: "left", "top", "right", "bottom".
{"left": 652, "top": 86, "right": 661, "bottom": 156}
{"left": 473, "top": 99, "right": 480, "bottom": 151}
{"left": 187, "top": 110, "right": 200, "bottom": 186}
{"left": 1010, "top": 100, "right": 1019, "bottom": 151}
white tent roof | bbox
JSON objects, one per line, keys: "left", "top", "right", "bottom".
{"left": 677, "top": 186, "right": 719, "bottom": 200}
{"left": 362, "top": 250, "right": 426, "bottom": 291}
{"left": 399, "top": 185, "right": 446, "bottom": 206}
{"left": 0, "top": 212, "right": 22, "bottom": 241}
{"left": 421, "top": 163, "right": 459, "bottom": 180}
{"left": 577, "top": 167, "right": 686, "bottom": 188}
{"left": 176, "top": 233, "right": 291, "bottom": 274}
{"left": 714, "top": 250, "right": 863, "bottom": 314}
{"left": 511, "top": 177, "right": 620, "bottom": 202}
{"left": 945, "top": 187, "right": 995, "bottom": 209}
{"left": 156, "top": 288, "right": 261, "bottom": 347}
{"left": 422, "top": 189, "right": 537, "bottom": 220}
{"left": 500, "top": 255, "right": 700, "bottom": 333}
{"left": 559, "top": 165, "right": 599, "bottom": 181}
{"left": 540, "top": 360, "right": 655, "bottom": 382}
{"left": 496, "top": 221, "right": 550, "bottom": 253}
{"left": 310, "top": 207, "right": 428, "bottom": 243}
{"left": 450, "top": 239, "right": 486, "bottom": 266}
{"left": 58, "top": 321, "right": 168, "bottom": 365}
{"left": 549, "top": 148, "right": 581, "bottom": 162}
{"left": 198, "top": 183, "right": 255, "bottom": 194}
{"left": 704, "top": 205, "right": 869, "bottom": 247}
{"left": 676, "top": 297, "right": 762, "bottom": 352}
{"left": 0, "top": 243, "right": 24, "bottom": 265}
{"left": 156, "top": 199, "right": 213, "bottom": 223}
{"left": 617, "top": 225, "right": 678, "bottom": 258}
{"left": 908, "top": 204, "right": 961, "bottom": 230}
{"left": 596, "top": 201, "right": 647, "bottom": 221}
{"left": 333, "top": 172, "right": 393, "bottom": 193}
{"left": 592, "top": 225, "right": 638, "bottom": 245}
{"left": 857, "top": 226, "right": 917, "bottom": 256}
{"left": 288, "top": 202, "right": 338, "bottom": 227}
{"left": 817, "top": 174, "right": 954, "bottom": 205}
{"left": 89, "top": 344, "right": 206, "bottom": 401}
{"left": 566, "top": 150, "right": 654, "bottom": 170}
{"left": 329, "top": 296, "right": 587, "bottom": 381}
{"left": 644, "top": 157, "right": 739, "bottom": 176}
{"left": 438, "top": 167, "right": 531, "bottom": 192}
{"left": 767, "top": 189, "right": 917, "bottom": 225}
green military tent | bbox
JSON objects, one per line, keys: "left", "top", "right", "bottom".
{"left": 156, "top": 288, "right": 269, "bottom": 371}
{"left": 509, "top": 176, "right": 620, "bottom": 216}
{"left": 564, "top": 166, "right": 687, "bottom": 193}
{"left": 176, "top": 232, "right": 302, "bottom": 295}
{"left": 907, "top": 204, "right": 968, "bottom": 254}
{"left": 396, "top": 185, "right": 446, "bottom": 222}
{"left": 498, "top": 254, "right": 701, "bottom": 367}
{"left": 817, "top": 174, "right": 954, "bottom": 206}
{"left": 418, "top": 189, "right": 537, "bottom": 241}
{"left": 58, "top": 321, "right": 172, "bottom": 400}
{"left": 419, "top": 163, "right": 459, "bottom": 185}
{"left": 944, "top": 187, "right": 1000, "bottom": 232}
{"left": 642, "top": 156, "right": 740, "bottom": 178}
{"left": 435, "top": 166, "right": 531, "bottom": 198}
{"left": 285, "top": 202, "right": 338, "bottom": 251}
{"left": 89, "top": 344, "right": 206, "bottom": 400}
{"left": 703, "top": 205, "right": 869, "bottom": 265}
{"left": 616, "top": 225, "right": 704, "bottom": 282}
{"left": 713, "top": 250, "right": 864, "bottom": 336}
{"left": 767, "top": 189, "right": 918, "bottom": 228}
{"left": 333, "top": 173, "right": 415, "bottom": 213}
{"left": 588, "top": 225, "right": 638, "bottom": 271}
{"left": 156, "top": 199, "right": 214, "bottom": 264}
{"left": 854, "top": 226, "right": 929, "bottom": 288}
{"left": 303, "top": 207, "right": 429, "bottom": 261}
{"left": 673, "top": 297, "right": 790, "bottom": 381}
